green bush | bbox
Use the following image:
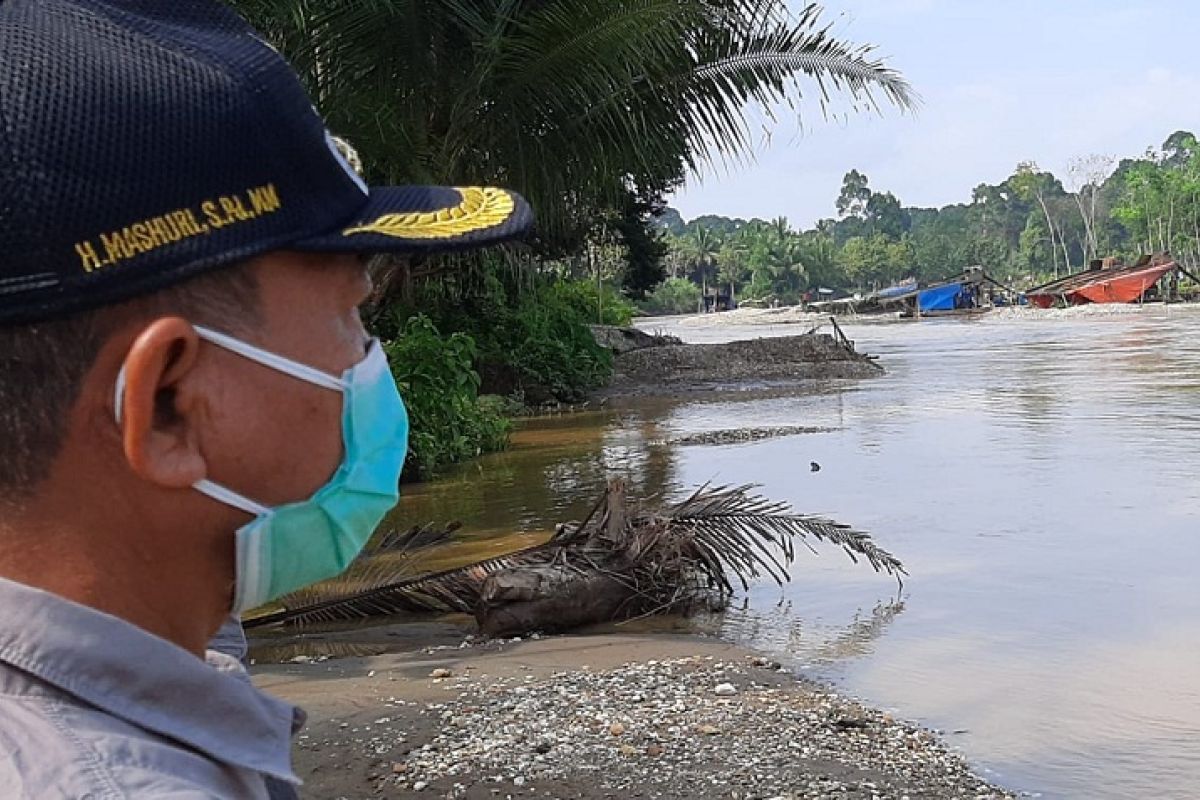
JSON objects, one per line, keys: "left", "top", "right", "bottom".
{"left": 541, "top": 280, "right": 636, "bottom": 327}
{"left": 383, "top": 273, "right": 619, "bottom": 404}
{"left": 643, "top": 277, "right": 701, "bottom": 314}
{"left": 496, "top": 287, "right": 613, "bottom": 402}
{"left": 385, "top": 315, "right": 512, "bottom": 480}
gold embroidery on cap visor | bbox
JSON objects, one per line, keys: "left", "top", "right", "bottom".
{"left": 342, "top": 187, "right": 515, "bottom": 240}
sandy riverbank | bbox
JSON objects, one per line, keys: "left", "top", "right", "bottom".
{"left": 254, "top": 633, "right": 1016, "bottom": 799}
{"left": 639, "top": 301, "right": 1200, "bottom": 332}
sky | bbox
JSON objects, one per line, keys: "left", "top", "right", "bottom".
{"left": 668, "top": 0, "right": 1200, "bottom": 227}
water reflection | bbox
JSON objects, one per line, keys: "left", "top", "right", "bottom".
{"left": 249, "top": 616, "right": 475, "bottom": 664}
{"left": 719, "top": 599, "right": 905, "bottom": 666}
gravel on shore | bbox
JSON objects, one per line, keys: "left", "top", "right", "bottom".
{"left": 657, "top": 425, "right": 836, "bottom": 447}
{"left": 259, "top": 635, "right": 1018, "bottom": 800}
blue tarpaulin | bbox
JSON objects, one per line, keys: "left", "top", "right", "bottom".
{"left": 918, "top": 282, "right": 965, "bottom": 312}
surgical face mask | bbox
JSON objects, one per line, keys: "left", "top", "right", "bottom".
{"left": 114, "top": 325, "right": 409, "bottom": 613}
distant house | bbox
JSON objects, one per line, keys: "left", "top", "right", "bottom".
{"left": 703, "top": 289, "right": 736, "bottom": 312}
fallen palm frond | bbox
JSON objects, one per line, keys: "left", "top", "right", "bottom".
{"left": 242, "top": 521, "right": 472, "bottom": 628}
{"left": 244, "top": 482, "right": 905, "bottom": 635}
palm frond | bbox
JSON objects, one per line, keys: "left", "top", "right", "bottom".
{"left": 243, "top": 521, "right": 478, "bottom": 628}
{"left": 229, "top": 0, "right": 915, "bottom": 247}
{"left": 246, "top": 482, "right": 904, "bottom": 632}
{"left": 664, "top": 484, "right": 906, "bottom": 591}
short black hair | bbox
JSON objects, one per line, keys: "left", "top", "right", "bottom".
{"left": 0, "top": 262, "right": 260, "bottom": 500}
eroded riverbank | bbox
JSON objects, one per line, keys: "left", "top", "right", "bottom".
{"left": 599, "top": 330, "right": 881, "bottom": 398}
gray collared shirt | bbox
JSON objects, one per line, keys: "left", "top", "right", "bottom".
{"left": 0, "top": 577, "right": 302, "bottom": 798}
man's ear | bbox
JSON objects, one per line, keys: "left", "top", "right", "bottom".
{"left": 117, "top": 317, "right": 206, "bottom": 489}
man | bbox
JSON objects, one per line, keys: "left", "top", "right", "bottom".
{"left": 0, "top": 1, "right": 531, "bottom": 797}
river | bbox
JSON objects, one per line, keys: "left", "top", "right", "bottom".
{"left": 391, "top": 304, "right": 1200, "bottom": 799}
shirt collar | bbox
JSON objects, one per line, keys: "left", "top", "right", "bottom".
{"left": 0, "top": 577, "right": 300, "bottom": 783}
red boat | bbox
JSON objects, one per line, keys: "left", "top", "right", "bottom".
{"left": 1026, "top": 255, "right": 1177, "bottom": 309}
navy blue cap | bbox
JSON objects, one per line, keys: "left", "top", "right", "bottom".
{"left": 0, "top": 0, "right": 532, "bottom": 324}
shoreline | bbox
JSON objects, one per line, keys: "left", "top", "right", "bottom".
{"left": 634, "top": 299, "right": 1200, "bottom": 332}
{"left": 253, "top": 632, "right": 1018, "bottom": 799}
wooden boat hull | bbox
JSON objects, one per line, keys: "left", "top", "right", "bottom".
{"left": 1027, "top": 261, "right": 1175, "bottom": 307}
{"left": 1071, "top": 263, "right": 1175, "bottom": 304}
{"left": 1028, "top": 293, "right": 1057, "bottom": 309}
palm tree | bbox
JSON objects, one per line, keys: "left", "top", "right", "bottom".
{"left": 664, "top": 240, "right": 692, "bottom": 279}
{"left": 739, "top": 219, "right": 806, "bottom": 301}
{"left": 229, "top": 0, "right": 915, "bottom": 252}
{"left": 796, "top": 231, "right": 839, "bottom": 290}
{"left": 767, "top": 218, "right": 808, "bottom": 296}
{"left": 682, "top": 227, "right": 722, "bottom": 302}
{"left": 770, "top": 216, "right": 791, "bottom": 241}
{"left": 717, "top": 240, "right": 750, "bottom": 304}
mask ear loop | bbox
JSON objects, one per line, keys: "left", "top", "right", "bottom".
{"left": 112, "top": 324, "right": 348, "bottom": 518}
{"left": 194, "top": 479, "right": 271, "bottom": 517}
{"left": 113, "top": 364, "right": 272, "bottom": 516}
{"left": 192, "top": 325, "right": 347, "bottom": 392}
{"left": 113, "top": 367, "right": 128, "bottom": 426}
{"left": 113, "top": 327, "right": 347, "bottom": 423}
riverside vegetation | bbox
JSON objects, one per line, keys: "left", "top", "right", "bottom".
{"left": 227, "top": 0, "right": 914, "bottom": 478}
{"left": 375, "top": 271, "right": 635, "bottom": 479}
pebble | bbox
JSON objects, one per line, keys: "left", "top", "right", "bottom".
{"left": 429, "top": 668, "right": 453, "bottom": 679}
{"left": 335, "top": 655, "right": 1017, "bottom": 800}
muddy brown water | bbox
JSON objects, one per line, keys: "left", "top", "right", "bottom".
{"left": 265, "top": 305, "right": 1200, "bottom": 799}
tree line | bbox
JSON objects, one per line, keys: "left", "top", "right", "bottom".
{"left": 647, "top": 130, "right": 1200, "bottom": 311}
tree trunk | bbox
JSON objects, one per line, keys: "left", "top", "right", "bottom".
{"left": 475, "top": 564, "right": 633, "bottom": 637}
{"left": 364, "top": 255, "right": 414, "bottom": 318}
{"left": 1035, "top": 193, "right": 1060, "bottom": 277}
{"left": 1167, "top": 194, "right": 1177, "bottom": 253}
{"left": 476, "top": 477, "right": 636, "bottom": 636}
{"left": 1073, "top": 189, "right": 1098, "bottom": 262}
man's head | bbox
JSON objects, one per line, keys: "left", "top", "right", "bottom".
{"left": 0, "top": 251, "right": 374, "bottom": 651}
{"left": 0, "top": 1, "right": 530, "bottom": 653}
